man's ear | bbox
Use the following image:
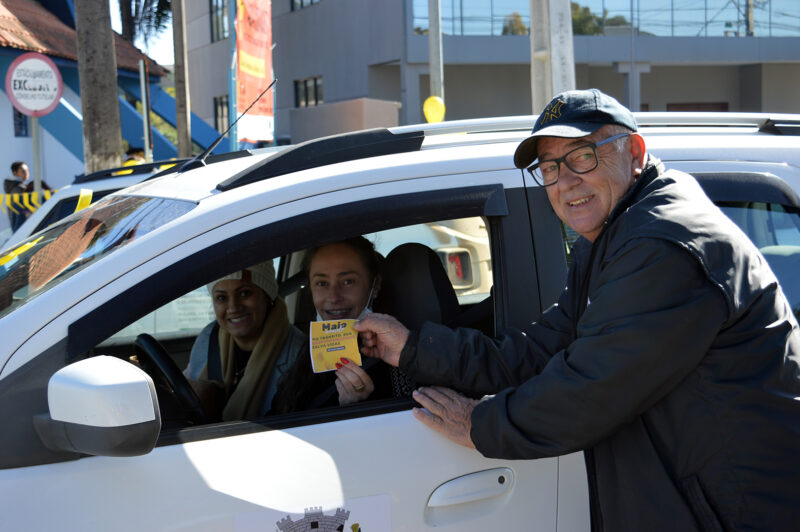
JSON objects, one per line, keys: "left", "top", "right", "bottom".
{"left": 372, "top": 274, "right": 382, "bottom": 300}
{"left": 629, "top": 133, "right": 646, "bottom": 172}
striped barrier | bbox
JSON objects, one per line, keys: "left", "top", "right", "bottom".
{"left": 0, "top": 189, "right": 56, "bottom": 214}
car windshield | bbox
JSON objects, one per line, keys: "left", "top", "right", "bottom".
{"left": 717, "top": 201, "right": 800, "bottom": 319}
{"left": 0, "top": 195, "right": 194, "bottom": 319}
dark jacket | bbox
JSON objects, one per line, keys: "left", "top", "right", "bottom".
{"left": 400, "top": 157, "right": 800, "bottom": 531}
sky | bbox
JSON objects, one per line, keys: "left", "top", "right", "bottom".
{"left": 109, "top": 0, "right": 175, "bottom": 67}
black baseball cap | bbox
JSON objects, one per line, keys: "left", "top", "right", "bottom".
{"left": 513, "top": 88, "right": 638, "bottom": 169}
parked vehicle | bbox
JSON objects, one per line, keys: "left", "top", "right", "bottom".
{"left": 0, "top": 114, "right": 798, "bottom": 531}
{"left": 0, "top": 160, "right": 189, "bottom": 252}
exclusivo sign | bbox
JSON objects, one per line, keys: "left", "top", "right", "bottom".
{"left": 5, "top": 52, "right": 63, "bottom": 117}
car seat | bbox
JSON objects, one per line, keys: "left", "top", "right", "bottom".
{"left": 374, "top": 242, "right": 461, "bottom": 329}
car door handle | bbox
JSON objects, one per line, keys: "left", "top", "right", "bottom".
{"left": 427, "top": 467, "right": 514, "bottom": 508}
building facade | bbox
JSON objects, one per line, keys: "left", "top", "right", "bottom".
{"left": 186, "top": 0, "right": 800, "bottom": 144}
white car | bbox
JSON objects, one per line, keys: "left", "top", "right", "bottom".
{"left": 0, "top": 159, "right": 187, "bottom": 252}
{"left": 0, "top": 114, "right": 798, "bottom": 531}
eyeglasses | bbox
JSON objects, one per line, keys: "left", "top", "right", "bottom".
{"left": 526, "top": 133, "right": 630, "bottom": 187}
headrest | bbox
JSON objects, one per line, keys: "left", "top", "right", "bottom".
{"left": 374, "top": 243, "right": 460, "bottom": 330}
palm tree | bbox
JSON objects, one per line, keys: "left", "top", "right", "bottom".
{"left": 118, "top": 0, "right": 172, "bottom": 46}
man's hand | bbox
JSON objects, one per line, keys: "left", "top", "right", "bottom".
{"left": 354, "top": 313, "right": 409, "bottom": 367}
{"left": 412, "top": 386, "right": 478, "bottom": 449}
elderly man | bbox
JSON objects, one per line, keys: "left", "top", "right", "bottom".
{"left": 356, "top": 89, "right": 800, "bottom": 530}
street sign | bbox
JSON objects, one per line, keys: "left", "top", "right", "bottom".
{"left": 5, "top": 52, "right": 63, "bottom": 117}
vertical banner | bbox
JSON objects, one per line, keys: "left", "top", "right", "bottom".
{"left": 236, "top": 0, "right": 273, "bottom": 144}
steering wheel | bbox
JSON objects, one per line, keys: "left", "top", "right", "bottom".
{"left": 134, "top": 333, "right": 209, "bottom": 425}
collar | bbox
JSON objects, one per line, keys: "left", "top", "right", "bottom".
{"left": 602, "top": 153, "right": 663, "bottom": 231}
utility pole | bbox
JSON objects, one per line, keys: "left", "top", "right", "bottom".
{"left": 74, "top": 0, "right": 123, "bottom": 172}
{"left": 428, "top": 0, "right": 444, "bottom": 102}
{"left": 172, "top": 0, "right": 192, "bottom": 157}
{"left": 529, "top": 0, "right": 576, "bottom": 112}
{"left": 746, "top": 0, "right": 755, "bottom": 36}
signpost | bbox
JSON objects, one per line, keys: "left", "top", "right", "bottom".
{"left": 4, "top": 52, "right": 64, "bottom": 200}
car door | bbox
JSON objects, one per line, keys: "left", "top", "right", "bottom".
{"left": 522, "top": 170, "right": 592, "bottom": 532}
{"left": 0, "top": 169, "right": 571, "bottom": 531}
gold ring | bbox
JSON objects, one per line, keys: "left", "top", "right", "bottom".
{"left": 353, "top": 384, "right": 365, "bottom": 392}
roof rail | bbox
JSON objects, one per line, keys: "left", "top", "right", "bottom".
{"left": 390, "top": 116, "right": 535, "bottom": 136}
{"left": 146, "top": 150, "right": 256, "bottom": 181}
{"left": 72, "top": 159, "right": 190, "bottom": 184}
{"left": 216, "top": 128, "right": 425, "bottom": 192}
{"left": 758, "top": 118, "right": 800, "bottom": 136}
{"left": 634, "top": 112, "right": 800, "bottom": 135}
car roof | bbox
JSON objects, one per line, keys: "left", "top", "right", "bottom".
{"left": 110, "top": 112, "right": 800, "bottom": 207}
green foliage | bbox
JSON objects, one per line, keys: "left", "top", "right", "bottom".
{"left": 119, "top": 0, "right": 172, "bottom": 44}
{"left": 502, "top": 12, "right": 528, "bottom": 35}
{"left": 571, "top": 2, "right": 603, "bottom": 35}
{"left": 605, "top": 15, "right": 629, "bottom": 27}
{"left": 135, "top": 100, "right": 177, "bottom": 147}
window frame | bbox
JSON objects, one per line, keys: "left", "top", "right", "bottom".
{"left": 294, "top": 76, "right": 323, "bottom": 108}
{"left": 210, "top": 0, "right": 229, "bottom": 42}
{"left": 13, "top": 108, "right": 29, "bottom": 137}
{"left": 213, "top": 94, "right": 229, "bottom": 133}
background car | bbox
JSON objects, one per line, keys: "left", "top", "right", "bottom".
{"left": 0, "top": 160, "right": 186, "bottom": 252}
{"left": 0, "top": 113, "right": 798, "bottom": 531}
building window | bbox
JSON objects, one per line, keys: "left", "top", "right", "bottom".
{"left": 213, "top": 95, "right": 229, "bottom": 133}
{"left": 292, "top": 0, "right": 320, "bottom": 11}
{"left": 210, "top": 0, "right": 229, "bottom": 42}
{"left": 294, "top": 76, "right": 323, "bottom": 107}
{"left": 13, "top": 108, "right": 29, "bottom": 137}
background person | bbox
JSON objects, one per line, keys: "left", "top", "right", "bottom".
{"left": 356, "top": 89, "right": 800, "bottom": 530}
{"left": 123, "top": 147, "right": 146, "bottom": 166}
{"left": 4, "top": 162, "right": 35, "bottom": 231}
{"left": 185, "top": 261, "right": 305, "bottom": 421}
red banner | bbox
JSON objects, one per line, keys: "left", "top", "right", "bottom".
{"left": 236, "top": 0, "right": 273, "bottom": 143}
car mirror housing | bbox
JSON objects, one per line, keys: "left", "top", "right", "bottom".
{"left": 33, "top": 356, "right": 161, "bottom": 457}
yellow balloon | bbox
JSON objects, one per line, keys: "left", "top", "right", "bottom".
{"left": 423, "top": 96, "right": 446, "bottom": 123}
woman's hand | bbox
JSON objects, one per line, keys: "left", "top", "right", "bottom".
{"left": 335, "top": 358, "right": 375, "bottom": 405}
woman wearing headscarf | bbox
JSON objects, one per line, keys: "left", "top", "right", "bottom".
{"left": 185, "top": 260, "right": 306, "bottom": 421}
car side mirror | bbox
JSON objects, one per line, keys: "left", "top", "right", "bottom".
{"left": 33, "top": 356, "right": 161, "bottom": 457}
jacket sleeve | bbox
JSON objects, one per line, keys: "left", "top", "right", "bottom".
{"left": 400, "top": 262, "right": 580, "bottom": 395}
{"left": 468, "top": 237, "right": 728, "bottom": 459}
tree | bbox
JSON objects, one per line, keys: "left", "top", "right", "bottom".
{"left": 118, "top": 0, "right": 172, "bottom": 45}
{"left": 74, "top": 0, "right": 124, "bottom": 172}
{"left": 570, "top": 2, "right": 630, "bottom": 35}
{"left": 571, "top": 2, "right": 603, "bottom": 35}
{"left": 502, "top": 12, "right": 528, "bottom": 35}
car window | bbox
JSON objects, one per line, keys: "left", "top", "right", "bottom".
{"left": 367, "top": 216, "right": 492, "bottom": 305}
{"left": 106, "top": 287, "right": 216, "bottom": 344}
{"left": 558, "top": 202, "right": 800, "bottom": 320}
{"left": 0, "top": 195, "right": 195, "bottom": 319}
{"left": 717, "top": 201, "right": 800, "bottom": 319}
{"left": 81, "top": 214, "right": 496, "bottom": 433}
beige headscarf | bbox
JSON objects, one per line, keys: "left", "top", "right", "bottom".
{"left": 219, "top": 297, "right": 290, "bottom": 420}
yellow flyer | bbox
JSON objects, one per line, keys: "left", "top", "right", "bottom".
{"left": 309, "top": 319, "right": 362, "bottom": 373}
